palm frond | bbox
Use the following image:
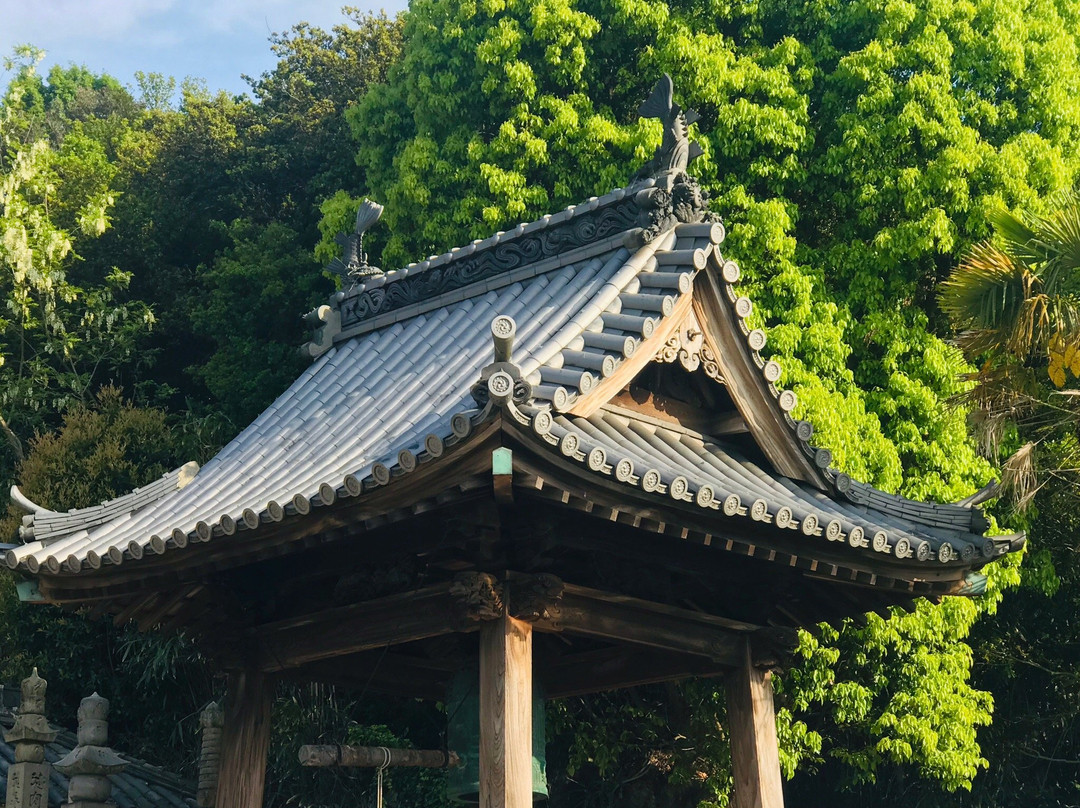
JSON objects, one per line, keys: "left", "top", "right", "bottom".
{"left": 989, "top": 206, "right": 1042, "bottom": 265}
{"left": 1001, "top": 442, "right": 1041, "bottom": 509}
{"left": 1031, "top": 197, "right": 1080, "bottom": 294}
{"left": 941, "top": 241, "right": 1036, "bottom": 349}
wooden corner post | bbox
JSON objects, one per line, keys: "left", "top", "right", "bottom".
{"left": 215, "top": 670, "right": 274, "bottom": 808}
{"left": 725, "top": 639, "right": 785, "bottom": 808}
{"left": 479, "top": 609, "right": 533, "bottom": 808}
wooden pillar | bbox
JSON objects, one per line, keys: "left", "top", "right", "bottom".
{"left": 479, "top": 612, "right": 533, "bottom": 808}
{"left": 725, "top": 640, "right": 785, "bottom": 808}
{"left": 215, "top": 670, "right": 273, "bottom": 808}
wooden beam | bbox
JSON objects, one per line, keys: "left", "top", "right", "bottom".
{"left": 299, "top": 745, "right": 461, "bottom": 769}
{"left": 542, "top": 646, "right": 726, "bottom": 698}
{"left": 608, "top": 388, "right": 749, "bottom": 436}
{"left": 570, "top": 291, "right": 694, "bottom": 418}
{"left": 726, "top": 640, "right": 785, "bottom": 808}
{"left": 253, "top": 575, "right": 761, "bottom": 676}
{"left": 293, "top": 651, "right": 453, "bottom": 700}
{"left": 536, "top": 583, "right": 755, "bottom": 665}
{"left": 693, "top": 268, "right": 826, "bottom": 488}
{"left": 254, "top": 582, "right": 471, "bottom": 672}
{"left": 480, "top": 612, "right": 533, "bottom": 808}
{"left": 215, "top": 670, "right": 273, "bottom": 808}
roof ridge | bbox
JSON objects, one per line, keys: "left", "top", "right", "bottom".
{"left": 300, "top": 182, "right": 655, "bottom": 356}
{"left": 303, "top": 168, "right": 719, "bottom": 356}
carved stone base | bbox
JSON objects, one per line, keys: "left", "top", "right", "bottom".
{"left": 6, "top": 762, "right": 50, "bottom": 808}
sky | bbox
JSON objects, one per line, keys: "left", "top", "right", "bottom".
{"left": 1, "top": 0, "right": 408, "bottom": 100}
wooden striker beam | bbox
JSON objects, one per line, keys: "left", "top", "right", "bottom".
{"left": 725, "top": 639, "right": 785, "bottom": 808}
{"left": 480, "top": 611, "right": 533, "bottom": 808}
{"left": 299, "top": 744, "right": 461, "bottom": 769}
{"left": 215, "top": 670, "right": 274, "bottom": 808}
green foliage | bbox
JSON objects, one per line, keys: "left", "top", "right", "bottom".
{"left": 548, "top": 683, "right": 729, "bottom": 807}
{"left": 1, "top": 387, "right": 177, "bottom": 521}
{"left": 189, "top": 219, "right": 316, "bottom": 426}
{"left": 941, "top": 194, "right": 1080, "bottom": 510}
{"left": 0, "top": 390, "right": 213, "bottom": 771}
{"left": 266, "top": 685, "right": 453, "bottom": 808}
{"left": 957, "top": 484, "right": 1080, "bottom": 806}
{"left": 339, "top": 0, "right": 1080, "bottom": 797}
{"left": 79, "top": 11, "right": 404, "bottom": 423}
{"left": 0, "top": 55, "right": 153, "bottom": 477}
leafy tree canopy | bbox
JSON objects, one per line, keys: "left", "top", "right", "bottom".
{"left": 337, "top": 0, "right": 1080, "bottom": 798}
{"left": 0, "top": 53, "right": 153, "bottom": 477}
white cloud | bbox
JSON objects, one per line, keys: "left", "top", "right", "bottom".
{"left": 3, "top": 0, "right": 178, "bottom": 44}
{"left": 183, "top": 0, "right": 358, "bottom": 36}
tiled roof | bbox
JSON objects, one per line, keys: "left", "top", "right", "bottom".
{"left": 519, "top": 405, "right": 1013, "bottom": 565}
{"left": 5, "top": 171, "right": 1021, "bottom": 589}
{"left": 6, "top": 233, "right": 639, "bottom": 574}
{"left": 0, "top": 712, "right": 195, "bottom": 808}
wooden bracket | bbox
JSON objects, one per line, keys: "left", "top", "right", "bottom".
{"left": 450, "top": 572, "right": 504, "bottom": 621}
{"left": 750, "top": 627, "right": 800, "bottom": 672}
{"left": 506, "top": 573, "right": 564, "bottom": 623}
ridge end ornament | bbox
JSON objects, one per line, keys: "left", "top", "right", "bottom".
{"left": 471, "top": 315, "right": 534, "bottom": 407}
{"left": 328, "top": 199, "right": 385, "bottom": 283}
{"left": 630, "top": 75, "right": 715, "bottom": 245}
{"left": 635, "top": 74, "right": 705, "bottom": 178}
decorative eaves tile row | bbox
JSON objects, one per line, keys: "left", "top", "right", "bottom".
{"left": 512, "top": 403, "right": 1010, "bottom": 566}
{"left": 6, "top": 237, "right": 646, "bottom": 575}
{"left": 6, "top": 187, "right": 1018, "bottom": 581}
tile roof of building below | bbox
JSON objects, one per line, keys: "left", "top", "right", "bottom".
{"left": 5, "top": 198, "right": 1020, "bottom": 585}
{"left": 0, "top": 712, "right": 195, "bottom": 808}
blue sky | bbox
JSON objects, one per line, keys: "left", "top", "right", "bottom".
{"left": 1, "top": 0, "right": 408, "bottom": 100}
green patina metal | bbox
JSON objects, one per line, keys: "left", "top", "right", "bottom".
{"left": 15, "top": 579, "right": 44, "bottom": 603}
{"left": 492, "top": 447, "right": 513, "bottom": 477}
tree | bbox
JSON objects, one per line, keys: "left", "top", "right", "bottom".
{"left": 941, "top": 196, "right": 1080, "bottom": 502}
{"left": 336, "top": 0, "right": 1080, "bottom": 798}
{"left": 939, "top": 195, "right": 1080, "bottom": 806}
{"left": 85, "top": 11, "right": 405, "bottom": 426}
{"left": 0, "top": 389, "right": 214, "bottom": 770}
{"left": 0, "top": 52, "right": 153, "bottom": 480}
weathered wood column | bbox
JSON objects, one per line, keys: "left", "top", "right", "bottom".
{"left": 725, "top": 639, "right": 785, "bottom": 808}
{"left": 215, "top": 670, "right": 273, "bottom": 808}
{"left": 479, "top": 611, "right": 533, "bottom": 808}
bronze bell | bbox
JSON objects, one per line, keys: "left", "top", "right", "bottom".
{"left": 445, "top": 667, "right": 548, "bottom": 803}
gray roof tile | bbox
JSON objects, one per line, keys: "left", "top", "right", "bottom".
{"left": 7, "top": 180, "right": 1016, "bottom": 582}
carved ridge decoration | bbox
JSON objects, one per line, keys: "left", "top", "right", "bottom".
{"left": 339, "top": 199, "right": 643, "bottom": 329}
{"left": 653, "top": 311, "right": 724, "bottom": 384}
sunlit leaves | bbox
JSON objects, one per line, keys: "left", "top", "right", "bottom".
{"left": 332, "top": 0, "right": 1080, "bottom": 797}
{"left": 0, "top": 58, "right": 153, "bottom": 466}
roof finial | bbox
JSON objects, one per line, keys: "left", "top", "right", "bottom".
{"left": 329, "top": 199, "right": 385, "bottom": 282}
{"left": 635, "top": 75, "right": 704, "bottom": 178}
{"left": 471, "top": 315, "right": 533, "bottom": 408}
